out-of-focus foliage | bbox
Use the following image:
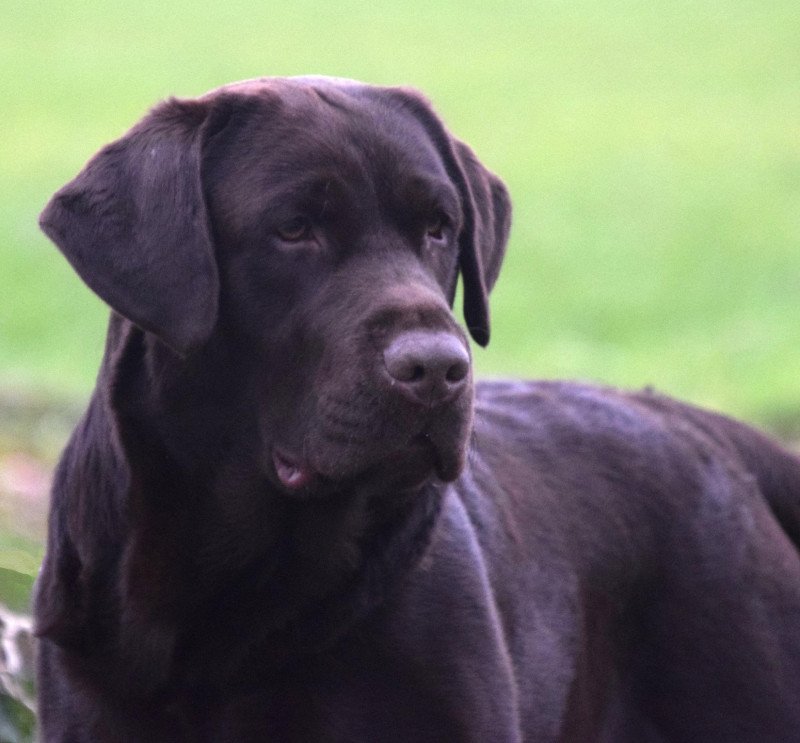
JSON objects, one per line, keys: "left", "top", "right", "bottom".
{"left": 1, "top": 597, "right": 36, "bottom": 743}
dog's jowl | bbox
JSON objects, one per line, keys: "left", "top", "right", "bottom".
{"left": 36, "top": 77, "right": 800, "bottom": 742}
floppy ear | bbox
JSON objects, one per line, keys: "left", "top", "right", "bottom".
{"left": 380, "top": 87, "right": 512, "bottom": 346}
{"left": 39, "top": 99, "right": 219, "bottom": 355}
{"left": 451, "top": 140, "right": 512, "bottom": 347}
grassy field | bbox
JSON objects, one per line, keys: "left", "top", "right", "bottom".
{"left": 2, "top": 0, "right": 800, "bottom": 427}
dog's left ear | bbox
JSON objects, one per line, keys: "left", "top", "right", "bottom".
{"left": 382, "top": 87, "right": 512, "bottom": 346}
{"left": 450, "top": 140, "right": 511, "bottom": 346}
{"left": 39, "top": 99, "right": 219, "bottom": 355}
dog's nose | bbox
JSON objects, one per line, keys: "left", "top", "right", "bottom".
{"left": 383, "top": 331, "right": 470, "bottom": 406}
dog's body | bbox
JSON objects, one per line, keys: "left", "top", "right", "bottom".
{"left": 36, "top": 78, "right": 800, "bottom": 742}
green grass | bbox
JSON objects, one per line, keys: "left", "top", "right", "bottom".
{"left": 3, "top": 0, "right": 800, "bottom": 429}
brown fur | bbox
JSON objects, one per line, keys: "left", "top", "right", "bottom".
{"left": 36, "top": 77, "right": 800, "bottom": 741}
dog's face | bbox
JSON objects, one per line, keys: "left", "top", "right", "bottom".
{"left": 40, "top": 78, "right": 511, "bottom": 497}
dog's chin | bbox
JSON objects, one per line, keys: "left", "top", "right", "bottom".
{"left": 272, "top": 435, "right": 467, "bottom": 498}
{"left": 372, "top": 434, "right": 467, "bottom": 491}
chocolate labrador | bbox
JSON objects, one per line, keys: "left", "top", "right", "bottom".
{"left": 35, "top": 77, "right": 800, "bottom": 742}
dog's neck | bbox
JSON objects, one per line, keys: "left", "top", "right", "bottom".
{"left": 63, "top": 322, "right": 446, "bottom": 699}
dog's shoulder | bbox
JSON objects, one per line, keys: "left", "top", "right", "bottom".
{"left": 473, "top": 378, "right": 799, "bottom": 477}
{"left": 466, "top": 379, "right": 800, "bottom": 557}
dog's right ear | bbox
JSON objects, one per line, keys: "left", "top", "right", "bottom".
{"left": 39, "top": 99, "right": 220, "bottom": 355}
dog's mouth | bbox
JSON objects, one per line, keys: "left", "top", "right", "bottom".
{"left": 271, "top": 432, "right": 464, "bottom": 497}
{"left": 377, "top": 433, "right": 464, "bottom": 488}
{"left": 273, "top": 448, "right": 316, "bottom": 492}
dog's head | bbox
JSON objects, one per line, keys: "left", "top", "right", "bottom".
{"left": 41, "top": 78, "right": 511, "bottom": 495}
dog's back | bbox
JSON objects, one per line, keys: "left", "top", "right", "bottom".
{"left": 455, "top": 380, "right": 800, "bottom": 740}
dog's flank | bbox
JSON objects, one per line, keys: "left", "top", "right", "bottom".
{"left": 36, "top": 77, "right": 800, "bottom": 742}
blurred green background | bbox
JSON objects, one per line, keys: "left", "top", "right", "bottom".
{"left": 3, "top": 0, "right": 800, "bottom": 420}
{"left": 2, "top": 0, "right": 800, "bottom": 584}
{"left": 0, "top": 2, "right": 798, "bottom": 733}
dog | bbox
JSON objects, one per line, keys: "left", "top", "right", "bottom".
{"left": 35, "top": 77, "right": 800, "bottom": 742}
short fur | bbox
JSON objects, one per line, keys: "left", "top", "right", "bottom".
{"left": 36, "top": 77, "right": 800, "bottom": 742}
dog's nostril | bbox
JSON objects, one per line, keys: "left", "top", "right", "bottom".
{"left": 386, "top": 356, "right": 425, "bottom": 383}
{"left": 446, "top": 358, "right": 469, "bottom": 383}
{"left": 383, "top": 331, "right": 470, "bottom": 404}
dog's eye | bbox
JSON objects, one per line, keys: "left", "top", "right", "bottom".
{"left": 425, "top": 214, "right": 448, "bottom": 243}
{"left": 277, "top": 217, "right": 313, "bottom": 243}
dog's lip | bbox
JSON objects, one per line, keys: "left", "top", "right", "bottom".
{"left": 424, "top": 435, "right": 464, "bottom": 482}
{"left": 384, "top": 433, "right": 463, "bottom": 485}
{"left": 272, "top": 447, "right": 315, "bottom": 491}
{"left": 273, "top": 429, "right": 465, "bottom": 493}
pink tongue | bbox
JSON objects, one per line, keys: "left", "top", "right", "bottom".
{"left": 273, "top": 450, "right": 313, "bottom": 490}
